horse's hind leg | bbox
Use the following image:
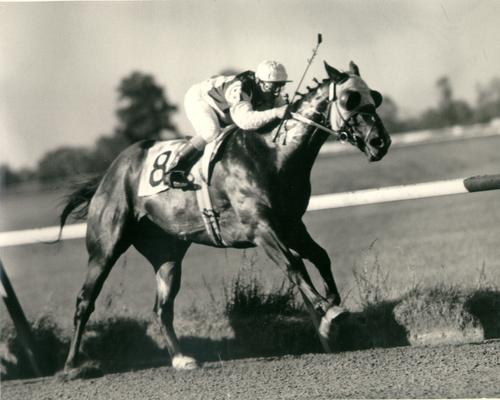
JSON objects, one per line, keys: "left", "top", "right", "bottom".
{"left": 155, "top": 256, "right": 198, "bottom": 370}
{"left": 64, "top": 202, "right": 130, "bottom": 370}
{"left": 133, "top": 232, "right": 196, "bottom": 370}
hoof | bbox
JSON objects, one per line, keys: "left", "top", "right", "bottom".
{"left": 319, "top": 305, "right": 349, "bottom": 339}
{"left": 58, "top": 361, "right": 103, "bottom": 381}
{"left": 172, "top": 355, "right": 198, "bottom": 371}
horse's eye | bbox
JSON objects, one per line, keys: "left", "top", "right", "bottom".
{"left": 363, "top": 114, "right": 372, "bottom": 123}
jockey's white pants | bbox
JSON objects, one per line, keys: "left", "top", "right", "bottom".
{"left": 184, "top": 84, "right": 223, "bottom": 150}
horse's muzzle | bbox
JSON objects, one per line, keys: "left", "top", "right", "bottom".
{"left": 365, "top": 129, "right": 391, "bottom": 162}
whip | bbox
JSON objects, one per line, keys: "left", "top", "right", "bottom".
{"left": 273, "top": 33, "right": 323, "bottom": 142}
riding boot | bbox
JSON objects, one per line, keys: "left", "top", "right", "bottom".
{"left": 165, "top": 141, "right": 204, "bottom": 189}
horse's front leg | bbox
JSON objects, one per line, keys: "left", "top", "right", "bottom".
{"left": 288, "top": 221, "right": 341, "bottom": 304}
{"left": 288, "top": 221, "right": 348, "bottom": 338}
{"left": 252, "top": 219, "right": 333, "bottom": 352}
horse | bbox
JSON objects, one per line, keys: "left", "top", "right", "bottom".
{"left": 59, "top": 61, "right": 391, "bottom": 372}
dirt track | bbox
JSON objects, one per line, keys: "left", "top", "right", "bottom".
{"left": 3, "top": 340, "right": 500, "bottom": 399}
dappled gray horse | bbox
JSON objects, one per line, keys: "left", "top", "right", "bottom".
{"left": 60, "top": 61, "right": 391, "bottom": 371}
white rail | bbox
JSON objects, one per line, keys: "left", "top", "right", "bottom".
{"left": 308, "top": 174, "right": 500, "bottom": 210}
{"left": 1, "top": 174, "right": 499, "bottom": 248}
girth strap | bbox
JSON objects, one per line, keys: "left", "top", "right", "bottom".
{"left": 192, "top": 161, "right": 228, "bottom": 247}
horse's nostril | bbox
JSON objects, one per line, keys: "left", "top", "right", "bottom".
{"left": 369, "top": 137, "right": 384, "bottom": 148}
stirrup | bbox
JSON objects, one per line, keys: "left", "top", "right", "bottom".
{"left": 165, "top": 170, "right": 195, "bottom": 189}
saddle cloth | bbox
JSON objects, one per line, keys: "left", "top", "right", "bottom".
{"left": 137, "top": 130, "right": 232, "bottom": 197}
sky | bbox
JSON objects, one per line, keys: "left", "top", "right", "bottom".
{"left": 1, "top": 0, "right": 499, "bottom": 169}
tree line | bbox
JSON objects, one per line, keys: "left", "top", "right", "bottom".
{"left": 2, "top": 72, "right": 500, "bottom": 187}
{"left": 379, "top": 76, "right": 500, "bottom": 133}
{"left": 2, "top": 72, "right": 180, "bottom": 186}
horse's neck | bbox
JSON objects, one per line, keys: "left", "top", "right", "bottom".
{"left": 270, "top": 83, "right": 330, "bottom": 173}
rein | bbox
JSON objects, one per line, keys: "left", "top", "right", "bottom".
{"left": 290, "top": 112, "right": 344, "bottom": 140}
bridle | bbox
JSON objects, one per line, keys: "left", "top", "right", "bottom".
{"left": 289, "top": 80, "right": 379, "bottom": 148}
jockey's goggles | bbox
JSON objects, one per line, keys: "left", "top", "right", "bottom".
{"left": 260, "top": 81, "right": 287, "bottom": 92}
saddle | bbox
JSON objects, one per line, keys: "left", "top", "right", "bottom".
{"left": 137, "top": 126, "right": 236, "bottom": 197}
{"left": 137, "top": 126, "right": 237, "bottom": 246}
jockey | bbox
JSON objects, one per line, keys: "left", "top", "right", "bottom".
{"left": 166, "top": 60, "right": 291, "bottom": 189}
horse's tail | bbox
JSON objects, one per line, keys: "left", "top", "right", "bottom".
{"left": 57, "top": 173, "right": 103, "bottom": 239}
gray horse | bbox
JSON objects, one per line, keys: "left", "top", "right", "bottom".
{"left": 59, "top": 61, "right": 391, "bottom": 372}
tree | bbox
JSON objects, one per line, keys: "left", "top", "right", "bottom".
{"left": 411, "top": 76, "right": 473, "bottom": 130}
{"left": 435, "top": 76, "right": 473, "bottom": 126}
{"left": 91, "top": 133, "right": 129, "bottom": 172}
{"left": 116, "top": 72, "right": 179, "bottom": 142}
{"left": 37, "top": 147, "right": 96, "bottom": 181}
{"left": 0, "top": 164, "right": 37, "bottom": 187}
{"left": 0, "top": 164, "right": 21, "bottom": 187}
{"left": 474, "top": 77, "right": 500, "bottom": 123}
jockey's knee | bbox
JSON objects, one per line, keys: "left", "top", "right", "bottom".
{"left": 189, "top": 135, "right": 208, "bottom": 151}
{"left": 193, "top": 124, "right": 220, "bottom": 144}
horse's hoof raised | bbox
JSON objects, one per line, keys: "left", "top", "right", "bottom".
{"left": 172, "top": 355, "right": 198, "bottom": 370}
{"left": 319, "top": 305, "right": 349, "bottom": 339}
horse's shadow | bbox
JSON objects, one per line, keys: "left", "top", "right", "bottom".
{"left": 2, "top": 304, "right": 411, "bottom": 380}
{"left": 465, "top": 289, "right": 500, "bottom": 339}
{"left": 224, "top": 302, "right": 409, "bottom": 357}
{"left": 62, "top": 291, "right": 499, "bottom": 378}
{"left": 184, "top": 300, "right": 410, "bottom": 362}
{"left": 14, "top": 290, "right": 500, "bottom": 381}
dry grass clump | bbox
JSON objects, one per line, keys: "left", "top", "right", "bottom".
{"left": 352, "top": 249, "right": 391, "bottom": 308}
{"left": 392, "top": 263, "right": 499, "bottom": 345}
{"left": 393, "top": 285, "right": 484, "bottom": 345}
{"left": 224, "top": 271, "right": 303, "bottom": 318}
{"left": 222, "top": 266, "right": 320, "bottom": 357}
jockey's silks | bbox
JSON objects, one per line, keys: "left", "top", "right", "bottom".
{"left": 204, "top": 71, "right": 279, "bottom": 120}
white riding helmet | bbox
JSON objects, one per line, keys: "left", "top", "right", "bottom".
{"left": 255, "top": 60, "right": 291, "bottom": 82}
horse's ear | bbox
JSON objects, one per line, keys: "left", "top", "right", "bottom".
{"left": 324, "top": 61, "right": 345, "bottom": 82}
{"left": 349, "top": 61, "right": 360, "bottom": 76}
{"left": 371, "top": 90, "right": 383, "bottom": 108}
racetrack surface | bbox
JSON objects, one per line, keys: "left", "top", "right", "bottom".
{"left": 3, "top": 340, "right": 500, "bottom": 399}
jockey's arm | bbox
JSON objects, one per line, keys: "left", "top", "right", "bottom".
{"left": 226, "top": 81, "right": 286, "bottom": 130}
{"left": 230, "top": 102, "right": 286, "bottom": 130}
